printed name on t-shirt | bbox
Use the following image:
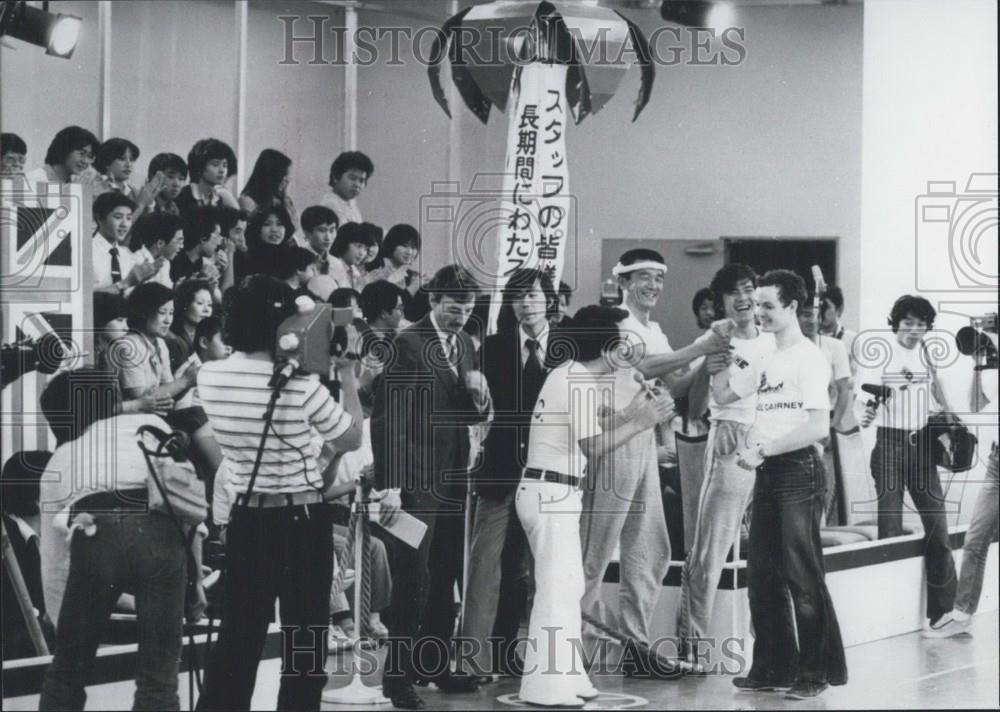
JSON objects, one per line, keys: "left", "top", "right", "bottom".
{"left": 758, "top": 401, "right": 804, "bottom": 412}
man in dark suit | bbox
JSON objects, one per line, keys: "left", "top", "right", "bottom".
{"left": 459, "top": 268, "right": 566, "bottom": 680}
{"left": 372, "top": 264, "right": 492, "bottom": 710}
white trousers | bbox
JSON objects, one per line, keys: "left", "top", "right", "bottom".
{"left": 516, "top": 480, "right": 596, "bottom": 705}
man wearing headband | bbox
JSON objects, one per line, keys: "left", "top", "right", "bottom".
{"left": 580, "top": 248, "right": 731, "bottom": 675}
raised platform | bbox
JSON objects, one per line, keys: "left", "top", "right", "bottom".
{"left": 598, "top": 526, "right": 999, "bottom": 668}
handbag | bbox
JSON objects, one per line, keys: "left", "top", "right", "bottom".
{"left": 928, "top": 413, "right": 978, "bottom": 473}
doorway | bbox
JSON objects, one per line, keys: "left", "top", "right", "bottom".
{"left": 724, "top": 238, "right": 838, "bottom": 294}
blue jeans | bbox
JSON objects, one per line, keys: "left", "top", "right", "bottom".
{"left": 871, "top": 426, "right": 957, "bottom": 622}
{"left": 747, "top": 448, "right": 847, "bottom": 686}
{"left": 39, "top": 509, "right": 187, "bottom": 711}
{"left": 955, "top": 442, "right": 999, "bottom": 615}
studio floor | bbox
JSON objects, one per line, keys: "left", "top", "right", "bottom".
{"left": 5, "top": 610, "right": 998, "bottom": 710}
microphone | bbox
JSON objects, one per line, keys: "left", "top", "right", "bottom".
{"left": 811, "top": 265, "right": 827, "bottom": 298}
{"left": 634, "top": 371, "right": 657, "bottom": 398}
{"left": 861, "top": 383, "right": 892, "bottom": 409}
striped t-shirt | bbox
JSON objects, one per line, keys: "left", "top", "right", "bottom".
{"left": 198, "top": 354, "right": 353, "bottom": 493}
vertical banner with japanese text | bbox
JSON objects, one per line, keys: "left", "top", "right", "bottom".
{"left": 488, "top": 61, "right": 571, "bottom": 334}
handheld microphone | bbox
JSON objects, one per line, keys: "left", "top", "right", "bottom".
{"left": 861, "top": 383, "right": 892, "bottom": 409}
{"left": 634, "top": 371, "right": 657, "bottom": 398}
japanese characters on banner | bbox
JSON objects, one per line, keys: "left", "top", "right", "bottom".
{"left": 1, "top": 180, "right": 91, "bottom": 457}
{"left": 488, "top": 61, "right": 571, "bottom": 333}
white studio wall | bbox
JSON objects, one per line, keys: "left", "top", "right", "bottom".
{"left": 859, "top": 0, "right": 998, "bottom": 525}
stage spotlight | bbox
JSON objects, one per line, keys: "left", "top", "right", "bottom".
{"left": 0, "top": 2, "right": 81, "bottom": 58}
{"left": 660, "top": 1, "right": 737, "bottom": 31}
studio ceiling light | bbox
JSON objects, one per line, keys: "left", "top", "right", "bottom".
{"left": 0, "top": 1, "right": 81, "bottom": 58}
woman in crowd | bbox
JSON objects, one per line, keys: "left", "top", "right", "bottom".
{"left": 89, "top": 137, "right": 141, "bottom": 200}
{"left": 24, "top": 126, "right": 98, "bottom": 185}
{"left": 237, "top": 204, "right": 296, "bottom": 280}
{"left": 365, "top": 223, "right": 424, "bottom": 295}
{"left": 239, "top": 148, "right": 299, "bottom": 239}
{"left": 167, "top": 278, "right": 214, "bottom": 372}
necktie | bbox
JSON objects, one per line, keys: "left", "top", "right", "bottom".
{"left": 524, "top": 338, "right": 546, "bottom": 399}
{"left": 109, "top": 246, "right": 122, "bottom": 283}
{"left": 318, "top": 255, "right": 330, "bottom": 275}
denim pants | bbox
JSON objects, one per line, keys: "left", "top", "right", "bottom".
{"left": 747, "top": 448, "right": 847, "bottom": 686}
{"left": 676, "top": 420, "right": 755, "bottom": 658}
{"left": 955, "top": 442, "right": 999, "bottom": 615}
{"left": 460, "top": 490, "right": 531, "bottom": 674}
{"left": 39, "top": 509, "right": 187, "bottom": 711}
{"left": 871, "top": 426, "right": 957, "bottom": 622}
{"left": 196, "top": 502, "right": 333, "bottom": 712}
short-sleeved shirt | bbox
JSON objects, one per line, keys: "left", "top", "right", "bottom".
{"left": 732, "top": 338, "right": 831, "bottom": 443}
{"left": 109, "top": 333, "right": 173, "bottom": 396}
{"left": 198, "top": 353, "right": 354, "bottom": 493}
{"left": 320, "top": 192, "right": 363, "bottom": 226}
{"left": 620, "top": 305, "right": 677, "bottom": 457}
{"left": 133, "top": 246, "right": 173, "bottom": 288}
{"left": 815, "top": 334, "right": 851, "bottom": 407}
{"left": 709, "top": 329, "right": 776, "bottom": 425}
{"left": 93, "top": 234, "right": 137, "bottom": 290}
{"left": 860, "top": 340, "right": 941, "bottom": 431}
{"left": 525, "top": 361, "right": 609, "bottom": 480}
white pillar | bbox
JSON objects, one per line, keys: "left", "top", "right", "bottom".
{"left": 97, "top": 1, "right": 112, "bottom": 139}
{"left": 343, "top": 5, "right": 358, "bottom": 150}
{"left": 235, "top": 0, "right": 249, "bottom": 192}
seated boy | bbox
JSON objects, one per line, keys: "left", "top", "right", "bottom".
{"left": 146, "top": 153, "right": 188, "bottom": 216}
{"left": 176, "top": 139, "right": 239, "bottom": 215}
{"left": 171, "top": 205, "right": 224, "bottom": 288}
{"left": 92, "top": 192, "right": 158, "bottom": 295}
{"left": 1, "top": 132, "right": 27, "bottom": 179}
{"left": 321, "top": 151, "right": 373, "bottom": 226}
{"left": 131, "top": 212, "right": 184, "bottom": 287}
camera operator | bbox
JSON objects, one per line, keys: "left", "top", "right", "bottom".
{"left": 925, "top": 319, "right": 999, "bottom": 637}
{"left": 37, "top": 368, "right": 190, "bottom": 710}
{"left": 195, "top": 275, "right": 363, "bottom": 711}
{"left": 858, "top": 295, "right": 959, "bottom": 636}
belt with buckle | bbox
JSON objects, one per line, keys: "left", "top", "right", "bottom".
{"left": 238, "top": 490, "right": 325, "bottom": 509}
{"left": 878, "top": 426, "right": 928, "bottom": 447}
{"left": 522, "top": 467, "right": 580, "bottom": 487}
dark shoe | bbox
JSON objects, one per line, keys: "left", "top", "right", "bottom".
{"left": 733, "top": 676, "right": 794, "bottom": 691}
{"left": 386, "top": 684, "right": 425, "bottom": 710}
{"left": 431, "top": 670, "right": 480, "bottom": 693}
{"left": 785, "top": 681, "right": 829, "bottom": 700}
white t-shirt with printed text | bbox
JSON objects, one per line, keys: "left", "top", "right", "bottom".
{"left": 710, "top": 329, "right": 776, "bottom": 425}
{"left": 732, "top": 338, "right": 831, "bottom": 442}
{"left": 857, "top": 340, "right": 940, "bottom": 431}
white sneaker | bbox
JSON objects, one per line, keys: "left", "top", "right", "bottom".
{"left": 922, "top": 614, "right": 971, "bottom": 638}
